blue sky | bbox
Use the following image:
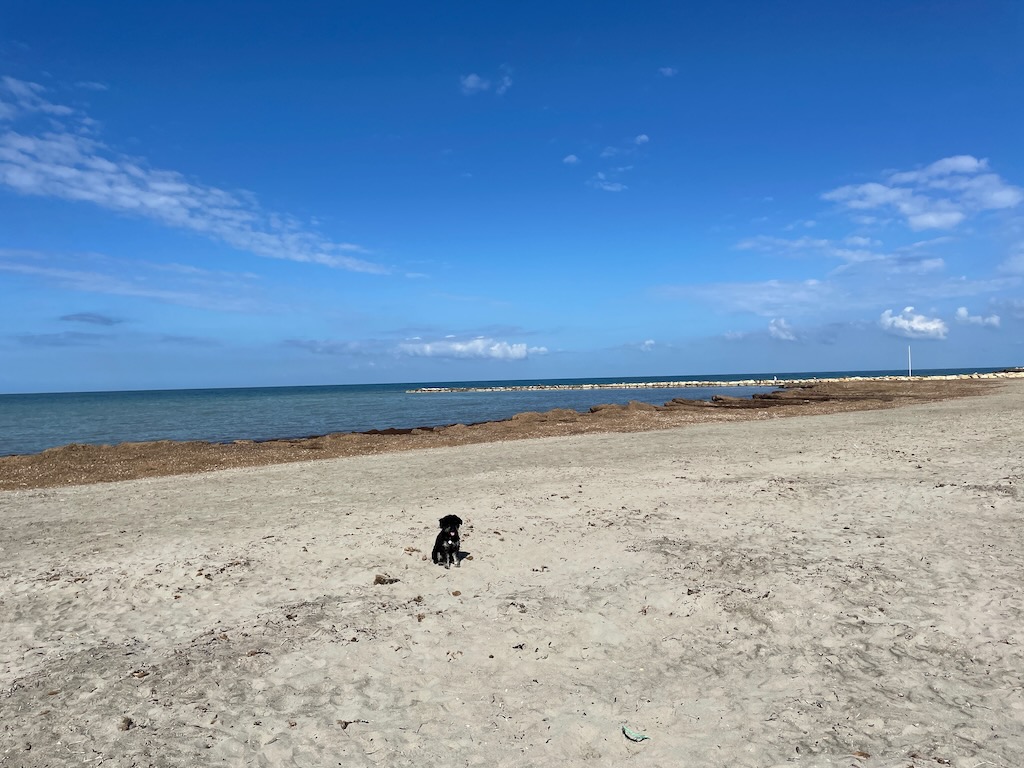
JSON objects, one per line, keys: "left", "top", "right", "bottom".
{"left": 1, "top": 1, "right": 1022, "bottom": 393}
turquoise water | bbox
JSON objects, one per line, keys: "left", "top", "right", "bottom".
{"left": 0, "top": 368, "right": 1004, "bottom": 456}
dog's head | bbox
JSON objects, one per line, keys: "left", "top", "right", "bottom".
{"left": 438, "top": 514, "right": 463, "bottom": 533}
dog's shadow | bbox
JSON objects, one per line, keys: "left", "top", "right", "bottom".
{"left": 456, "top": 550, "right": 471, "bottom": 565}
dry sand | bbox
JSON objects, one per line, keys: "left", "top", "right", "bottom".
{"left": 1, "top": 380, "right": 1022, "bottom": 767}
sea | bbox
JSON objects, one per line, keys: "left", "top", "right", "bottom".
{"left": 0, "top": 368, "right": 1006, "bottom": 457}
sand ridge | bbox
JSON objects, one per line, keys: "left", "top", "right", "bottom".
{"left": 1, "top": 380, "right": 1022, "bottom": 766}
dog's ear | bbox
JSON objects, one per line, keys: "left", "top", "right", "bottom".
{"left": 438, "top": 517, "right": 445, "bottom": 528}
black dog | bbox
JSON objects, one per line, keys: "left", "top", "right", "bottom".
{"left": 431, "top": 514, "right": 463, "bottom": 569}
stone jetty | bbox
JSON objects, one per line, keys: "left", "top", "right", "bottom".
{"left": 407, "top": 369, "right": 1024, "bottom": 394}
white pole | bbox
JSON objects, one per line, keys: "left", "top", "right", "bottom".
{"left": 908, "top": 345, "right": 912, "bottom": 378}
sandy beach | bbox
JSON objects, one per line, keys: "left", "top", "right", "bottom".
{"left": 1, "top": 380, "right": 1022, "bottom": 767}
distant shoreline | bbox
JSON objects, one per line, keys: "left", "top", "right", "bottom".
{"left": 2, "top": 377, "right": 1014, "bottom": 490}
{"left": 407, "top": 369, "right": 1024, "bottom": 393}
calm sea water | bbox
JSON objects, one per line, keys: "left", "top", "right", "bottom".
{"left": 0, "top": 368, "right": 1004, "bottom": 456}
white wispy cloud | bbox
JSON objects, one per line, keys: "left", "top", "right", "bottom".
{"left": 822, "top": 155, "right": 1024, "bottom": 231}
{"left": 881, "top": 256, "right": 946, "bottom": 275}
{"left": 658, "top": 67, "right": 678, "bottom": 77}
{"left": 736, "top": 233, "right": 949, "bottom": 274}
{"left": 1000, "top": 298, "right": 1024, "bottom": 319}
{"left": 639, "top": 339, "right": 655, "bottom": 352}
{"left": 783, "top": 219, "right": 817, "bottom": 231}
{"left": 0, "top": 75, "right": 76, "bottom": 120}
{"left": 397, "top": 336, "right": 547, "bottom": 360}
{"left": 0, "top": 76, "right": 385, "bottom": 273}
{"left": 843, "top": 235, "right": 878, "bottom": 247}
{"left": 737, "top": 235, "right": 831, "bottom": 252}
{"left": 588, "top": 173, "right": 627, "bottom": 192}
{"left": 955, "top": 306, "right": 1000, "bottom": 327}
{"left": 879, "top": 307, "right": 948, "bottom": 339}
{"left": 888, "top": 155, "right": 988, "bottom": 184}
{"left": 675, "top": 278, "right": 834, "bottom": 317}
{"left": 285, "top": 338, "right": 386, "bottom": 357}
{"left": 997, "top": 248, "right": 1024, "bottom": 275}
{"left": 75, "top": 81, "right": 109, "bottom": 92}
{"left": 459, "top": 66, "right": 513, "bottom": 96}
{"left": 768, "top": 318, "right": 797, "bottom": 341}
{"left": 562, "top": 154, "right": 580, "bottom": 165}
{"left": 577, "top": 134, "right": 651, "bottom": 191}
{"left": 0, "top": 248, "right": 266, "bottom": 312}
{"left": 903, "top": 275, "right": 1018, "bottom": 301}
{"left": 736, "top": 234, "right": 880, "bottom": 264}
{"left": 898, "top": 236, "right": 954, "bottom": 251}
{"left": 496, "top": 72, "right": 513, "bottom": 95}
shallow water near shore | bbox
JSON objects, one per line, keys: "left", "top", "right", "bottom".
{"left": 0, "top": 367, "right": 1005, "bottom": 456}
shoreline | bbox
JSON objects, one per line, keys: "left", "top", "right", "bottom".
{"left": 0, "top": 376, "right": 1008, "bottom": 491}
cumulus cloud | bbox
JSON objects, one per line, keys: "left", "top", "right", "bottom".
{"left": 634, "top": 134, "right": 649, "bottom": 145}
{"left": 459, "top": 73, "right": 490, "bottom": 95}
{"left": 640, "top": 339, "right": 655, "bottom": 352}
{"left": 768, "top": 318, "right": 797, "bottom": 341}
{"left": 0, "top": 77, "right": 384, "bottom": 273}
{"left": 398, "top": 336, "right": 547, "bottom": 360}
{"left": 955, "top": 306, "right": 1000, "bottom": 327}
{"left": 822, "top": 155, "right": 1023, "bottom": 231}
{"left": 562, "top": 154, "right": 580, "bottom": 165}
{"left": 658, "top": 67, "right": 678, "bottom": 77}
{"left": 879, "top": 307, "right": 948, "bottom": 339}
